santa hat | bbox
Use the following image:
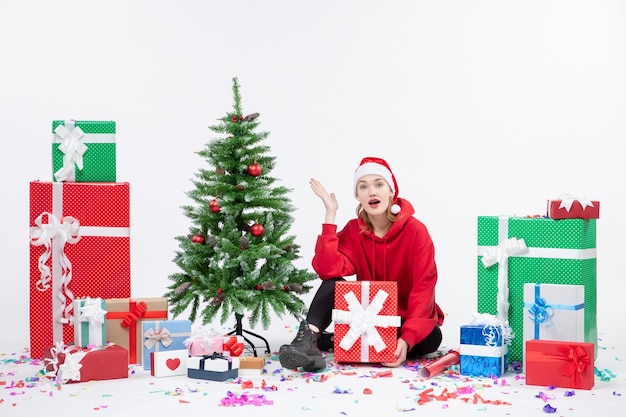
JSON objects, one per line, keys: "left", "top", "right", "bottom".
{"left": 353, "top": 156, "right": 401, "bottom": 214}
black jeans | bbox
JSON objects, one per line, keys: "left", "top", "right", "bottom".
{"left": 306, "top": 278, "right": 442, "bottom": 358}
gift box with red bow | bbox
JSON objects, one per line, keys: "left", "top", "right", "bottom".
{"left": 105, "top": 297, "right": 168, "bottom": 365}
{"left": 332, "top": 281, "right": 401, "bottom": 363}
{"left": 222, "top": 336, "right": 245, "bottom": 357}
{"left": 141, "top": 319, "right": 191, "bottom": 370}
{"left": 43, "top": 343, "right": 128, "bottom": 384}
{"left": 525, "top": 339, "right": 594, "bottom": 390}
{"left": 187, "top": 353, "right": 239, "bottom": 382}
{"left": 547, "top": 197, "right": 600, "bottom": 220}
{"left": 29, "top": 181, "right": 131, "bottom": 359}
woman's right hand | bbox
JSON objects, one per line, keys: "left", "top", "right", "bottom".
{"left": 310, "top": 178, "right": 338, "bottom": 223}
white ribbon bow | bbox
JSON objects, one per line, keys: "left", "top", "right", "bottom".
{"left": 78, "top": 298, "right": 107, "bottom": 345}
{"left": 30, "top": 212, "right": 81, "bottom": 324}
{"left": 332, "top": 289, "right": 401, "bottom": 353}
{"left": 44, "top": 342, "right": 87, "bottom": 384}
{"left": 480, "top": 237, "right": 528, "bottom": 325}
{"left": 558, "top": 193, "right": 594, "bottom": 212}
{"left": 143, "top": 327, "right": 173, "bottom": 349}
{"left": 54, "top": 121, "right": 88, "bottom": 182}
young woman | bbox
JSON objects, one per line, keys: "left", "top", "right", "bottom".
{"left": 279, "top": 156, "right": 445, "bottom": 372}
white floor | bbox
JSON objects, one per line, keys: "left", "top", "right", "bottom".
{"left": 1, "top": 321, "right": 624, "bottom": 417}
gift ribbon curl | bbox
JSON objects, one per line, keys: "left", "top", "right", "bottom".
{"left": 54, "top": 122, "right": 88, "bottom": 182}
{"left": 30, "top": 212, "right": 81, "bottom": 324}
{"left": 332, "top": 289, "right": 401, "bottom": 353}
{"left": 528, "top": 296, "right": 554, "bottom": 327}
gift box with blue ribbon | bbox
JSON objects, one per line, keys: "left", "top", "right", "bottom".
{"left": 459, "top": 323, "right": 509, "bottom": 377}
{"left": 523, "top": 283, "right": 585, "bottom": 358}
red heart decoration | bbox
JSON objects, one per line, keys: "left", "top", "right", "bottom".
{"left": 166, "top": 358, "right": 181, "bottom": 371}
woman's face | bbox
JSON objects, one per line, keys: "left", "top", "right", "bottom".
{"left": 355, "top": 174, "right": 393, "bottom": 216}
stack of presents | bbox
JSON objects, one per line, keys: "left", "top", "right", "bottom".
{"left": 329, "top": 196, "right": 599, "bottom": 391}
{"left": 29, "top": 120, "right": 265, "bottom": 384}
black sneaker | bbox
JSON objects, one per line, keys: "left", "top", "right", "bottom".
{"left": 318, "top": 331, "right": 334, "bottom": 352}
{"left": 278, "top": 321, "right": 326, "bottom": 372}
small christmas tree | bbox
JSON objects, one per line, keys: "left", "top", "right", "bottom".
{"left": 166, "top": 77, "right": 317, "bottom": 334}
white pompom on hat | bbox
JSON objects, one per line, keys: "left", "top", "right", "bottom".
{"left": 353, "top": 156, "right": 401, "bottom": 214}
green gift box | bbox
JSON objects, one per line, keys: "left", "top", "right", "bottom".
{"left": 52, "top": 120, "right": 116, "bottom": 182}
{"left": 477, "top": 216, "right": 596, "bottom": 364}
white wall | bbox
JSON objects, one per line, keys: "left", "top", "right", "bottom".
{"left": 1, "top": 0, "right": 624, "bottom": 351}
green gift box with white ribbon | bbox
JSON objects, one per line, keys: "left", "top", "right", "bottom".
{"left": 477, "top": 216, "right": 596, "bottom": 364}
{"left": 52, "top": 120, "right": 116, "bottom": 182}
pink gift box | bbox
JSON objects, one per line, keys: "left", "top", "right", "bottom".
{"left": 186, "top": 336, "right": 223, "bottom": 356}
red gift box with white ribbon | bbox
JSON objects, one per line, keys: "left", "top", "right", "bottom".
{"left": 29, "top": 181, "right": 131, "bottom": 359}
{"left": 332, "top": 281, "right": 401, "bottom": 363}
{"left": 525, "top": 339, "right": 595, "bottom": 390}
{"left": 547, "top": 196, "right": 600, "bottom": 220}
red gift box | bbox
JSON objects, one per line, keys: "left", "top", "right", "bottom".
{"left": 105, "top": 297, "right": 168, "bottom": 365}
{"left": 29, "top": 181, "right": 131, "bottom": 359}
{"left": 332, "top": 281, "right": 401, "bottom": 363}
{"left": 525, "top": 339, "right": 595, "bottom": 390}
{"left": 547, "top": 198, "right": 600, "bottom": 220}
{"left": 43, "top": 343, "right": 128, "bottom": 383}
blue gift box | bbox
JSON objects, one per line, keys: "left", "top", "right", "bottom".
{"left": 459, "top": 324, "right": 509, "bottom": 377}
{"left": 141, "top": 319, "right": 192, "bottom": 370}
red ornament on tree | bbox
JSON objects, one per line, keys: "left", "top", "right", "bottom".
{"left": 256, "top": 284, "right": 262, "bottom": 290}
{"left": 247, "top": 162, "right": 262, "bottom": 177}
{"left": 191, "top": 234, "right": 206, "bottom": 245}
{"left": 235, "top": 184, "right": 244, "bottom": 190}
{"left": 250, "top": 223, "right": 264, "bottom": 237}
{"left": 231, "top": 115, "right": 238, "bottom": 122}
{"left": 209, "top": 199, "right": 220, "bottom": 213}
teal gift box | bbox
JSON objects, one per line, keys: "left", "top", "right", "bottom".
{"left": 52, "top": 120, "right": 116, "bottom": 182}
{"left": 73, "top": 297, "right": 107, "bottom": 348}
{"left": 477, "top": 216, "right": 597, "bottom": 364}
{"left": 459, "top": 324, "right": 509, "bottom": 377}
{"left": 141, "top": 319, "right": 191, "bottom": 370}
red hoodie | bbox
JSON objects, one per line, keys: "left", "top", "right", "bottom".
{"left": 311, "top": 197, "right": 444, "bottom": 349}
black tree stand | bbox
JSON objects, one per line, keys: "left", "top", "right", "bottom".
{"left": 226, "top": 313, "right": 271, "bottom": 357}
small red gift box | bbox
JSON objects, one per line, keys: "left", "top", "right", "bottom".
{"left": 332, "top": 281, "right": 401, "bottom": 363}
{"left": 547, "top": 198, "right": 600, "bottom": 220}
{"left": 43, "top": 343, "right": 128, "bottom": 384}
{"left": 525, "top": 339, "right": 595, "bottom": 390}
{"left": 29, "top": 181, "right": 131, "bottom": 359}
